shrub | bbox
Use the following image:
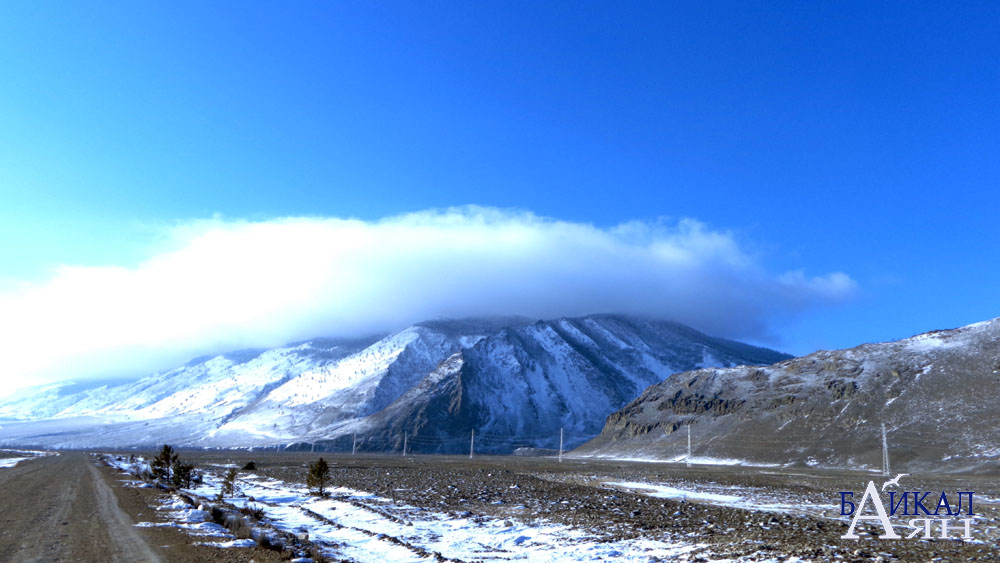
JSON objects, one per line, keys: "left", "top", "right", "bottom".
{"left": 254, "top": 529, "right": 278, "bottom": 550}
{"left": 226, "top": 513, "right": 253, "bottom": 539}
{"left": 240, "top": 503, "right": 265, "bottom": 520}
{"left": 210, "top": 505, "right": 226, "bottom": 524}
{"left": 308, "top": 546, "right": 330, "bottom": 563}
{"left": 242, "top": 461, "right": 256, "bottom": 470}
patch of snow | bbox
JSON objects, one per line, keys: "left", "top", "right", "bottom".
{"left": 200, "top": 539, "right": 257, "bottom": 548}
{"left": 606, "top": 480, "right": 831, "bottom": 518}
{"left": 960, "top": 318, "right": 997, "bottom": 330}
{"left": 0, "top": 448, "right": 55, "bottom": 468}
{"left": 458, "top": 335, "right": 485, "bottom": 348}
{"left": 608, "top": 481, "right": 742, "bottom": 503}
{"left": 177, "top": 463, "right": 707, "bottom": 561}
{"left": 904, "top": 332, "right": 957, "bottom": 352}
{"left": 0, "top": 457, "right": 31, "bottom": 468}
{"left": 574, "top": 454, "right": 781, "bottom": 468}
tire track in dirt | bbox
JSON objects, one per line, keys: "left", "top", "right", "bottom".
{"left": 87, "top": 460, "right": 164, "bottom": 562}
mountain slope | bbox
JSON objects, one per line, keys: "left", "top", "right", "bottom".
{"left": 575, "top": 318, "right": 1000, "bottom": 472}
{"left": 206, "top": 324, "right": 498, "bottom": 442}
{"left": 330, "top": 315, "right": 790, "bottom": 453}
{"left": 0, "top": 337, "right": 380, "bottom": 422}
{"left": 0, "top": 315, "right": 789, "bottom": 451}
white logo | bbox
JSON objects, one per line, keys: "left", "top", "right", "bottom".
{"left": 839, "top": 475, "right": 975, "bottom": 540}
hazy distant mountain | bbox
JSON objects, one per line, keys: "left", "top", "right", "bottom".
{"left": 576, "top": 318, "right": 1000, "bottom": 472}
{"left": 0, "top": 315, "right": 789, "bottom": 452}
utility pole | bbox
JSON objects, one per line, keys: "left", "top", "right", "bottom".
{"left": 881, "top": 423, "right": 890, "bottom": 477}
{"left": 559, "top": 427, "right": 564, "bottom": 463}
{"left": 687, "top": 425, "right": 692, "bottom": 468}
{"left": 352, "top": 433, "right": 357, "bottom": 456}
{"left": 470, "top": 430, "right": 475, "bottom": 459}
{"left": 403, "top": 432, "right": 408, "bottom": 456}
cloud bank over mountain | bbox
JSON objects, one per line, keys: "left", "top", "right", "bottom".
{"left": 0, "top": 207, "right": 855, "bottom": 390}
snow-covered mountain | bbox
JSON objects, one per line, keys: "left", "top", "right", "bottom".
{"left": 576, "top": 317, "right": 1000, "bottom": 472}
{"left": 0, "top": 315, "right": 789, "bottom": 451}
{"left": 0, "top": 336, "right": 379, "bottom": 421}
{"left": 356, "top": 316, "right": 790, "bottom": 453}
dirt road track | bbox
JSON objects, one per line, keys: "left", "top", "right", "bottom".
{"left": 0, "top": 452, "right": 163, "bottom": 563}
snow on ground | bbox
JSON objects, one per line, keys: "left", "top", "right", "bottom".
{"left": 573, "top": 454, "right": 781, "bottom": 468}
{"left": 105, "top": 454, "right": 708, "bottom": 561}
{"left": 0, "top": 448, "right": 57, "bottom": 468}
{"left": 605, "top": 481, "right": 830, "bottom": 518}
{"left": 0, "top": 457, "right": 31, "bottom": 468}
{"left": 135, "top": 496, "right": 231, "bottom": 538}
{"left": 193, "top": 472, "right": 705, "bottom": 562}
{"left": 203, "top": 538, "right": 257, "bottom": 548}
{"left": 608, "top": 481, "right": 742, "bottom": 504}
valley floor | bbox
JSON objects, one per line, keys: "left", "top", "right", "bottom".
{"left": 3, "top": 450, "right": 999, "bottom": 561}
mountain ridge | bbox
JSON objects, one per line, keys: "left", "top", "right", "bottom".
{"left": 574, "top": 317, "right": 1000, "bottom": 472}
{"left": 0, "top": 314, "right": 791, "bottom": 452}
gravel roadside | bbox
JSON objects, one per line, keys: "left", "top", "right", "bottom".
{"left": 0, "top": 452, "right": 285, "bottom": 562}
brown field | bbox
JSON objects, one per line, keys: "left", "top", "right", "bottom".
{"left": 3, "top": 449, "right": 997, "bottom": 562}
{"left": 155, "top": 449, "right": 1000, "bottom": 561}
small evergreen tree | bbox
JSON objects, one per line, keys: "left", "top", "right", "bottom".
{"left": 219, "top": 467, "right": 239, "bottom": 500}
{"left": 306, "top": 457, "right": 330, "bottom": 496}
{"left": 151, "top": 444, "right": 179, "bottom": 480}
{"left": 171, "top": 459, "right": 196, "bottom": 488}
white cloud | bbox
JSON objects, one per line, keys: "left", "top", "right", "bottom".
{"left": 0, "top": 206, "right": 856, "bottom": 391}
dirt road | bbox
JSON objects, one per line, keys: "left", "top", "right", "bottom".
{"left": 0, "top": 452, "right": 163, "bottom": 563}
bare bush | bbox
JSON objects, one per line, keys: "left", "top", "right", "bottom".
{"left": 239, "top": 503, "right": 265, "bottom": 520}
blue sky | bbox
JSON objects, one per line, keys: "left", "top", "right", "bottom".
{"left": 1, "top": 2, "right": 998, "bottom": 385}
